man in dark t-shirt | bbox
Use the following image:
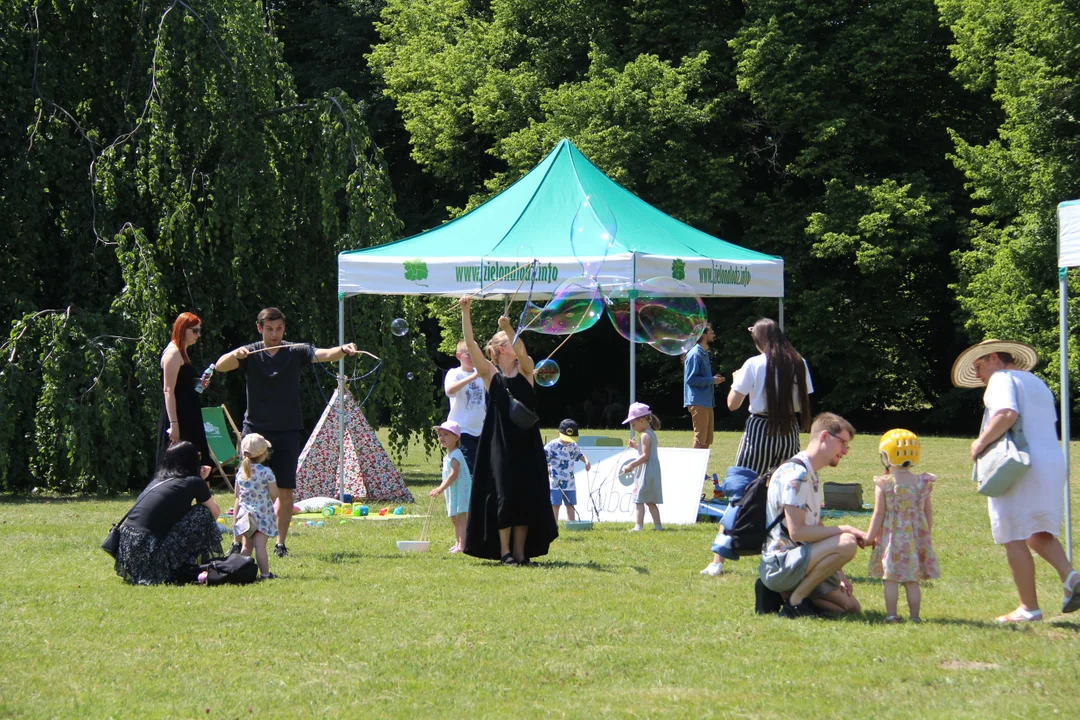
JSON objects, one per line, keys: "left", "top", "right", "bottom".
{"left": 215, "top": 307, "right": 358, "bottom": 557}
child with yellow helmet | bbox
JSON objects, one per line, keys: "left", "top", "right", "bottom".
{"left": 865, "top": 429, "right": 940, "bottom": 622}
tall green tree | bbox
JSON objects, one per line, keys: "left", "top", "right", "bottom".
{"left": 730, "top": 0, "right": 990, "bottom": 415}
{"left": 0, "top": 0, "right": 432, "bottom": 493}
{"left": 370, "top": 0, "right": 988, "bottom": 419}
{"left": 940, "top": 0, "right": 1080, "bottom": 400}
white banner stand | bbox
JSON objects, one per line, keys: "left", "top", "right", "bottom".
{"left": 558, "top": 447, "right": 710, "bottom": 525}
{"left": 1056, "top": 200, "right": 1080, "bottom": 560}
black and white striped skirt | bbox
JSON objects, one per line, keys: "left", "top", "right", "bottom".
{"left": 733, "top": 414, "right": 801, "bottom": 476}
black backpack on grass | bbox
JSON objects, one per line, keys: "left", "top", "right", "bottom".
{"left": 200, "top": 554, "right": 258, "bottom": 585}
{"left": 725, "top": 457, "right": 808, "bottom": 557}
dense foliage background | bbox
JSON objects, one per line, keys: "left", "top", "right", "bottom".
{"left": 3, "top": 0, "right": 1079, "bottom": 492}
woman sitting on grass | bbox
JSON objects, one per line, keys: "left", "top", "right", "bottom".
{"left": 113, "top": 442, "right": 222, "bottom": 585}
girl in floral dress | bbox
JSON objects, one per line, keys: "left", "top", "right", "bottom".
{"left": 234, "top": 434, "right": 279, "bottom": 580}
{"left": 866, "top": 429, "right": 940, "bottom": 622}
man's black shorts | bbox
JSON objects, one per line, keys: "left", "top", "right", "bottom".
{"left": 244, "top": 429, "right": 301, "bottom": 490}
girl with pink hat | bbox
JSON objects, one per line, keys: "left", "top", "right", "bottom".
{"left": 621, "top": 402, "right": 664, "bottom": 531}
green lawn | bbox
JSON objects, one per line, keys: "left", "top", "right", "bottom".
{"left": 3, "top": 429, "right": 1080, "bottom": 718}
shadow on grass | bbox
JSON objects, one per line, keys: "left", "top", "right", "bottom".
{"left": 524, "top": 559, "right": 615, "bottom": 573}
{"left": 0, "top": 494, "right": 134, "bottom": 505}
{"left": 324, "top": 551, "right": 410, "bottom": 564}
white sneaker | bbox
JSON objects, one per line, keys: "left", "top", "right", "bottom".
{"left": 700, "top": 562, "right": 723, "bottom": 576}
{"left": 629, "top": 524, "right": 643, "bottom": 532}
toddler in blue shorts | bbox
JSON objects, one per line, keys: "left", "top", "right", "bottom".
{"left": 544, "top": 419, "right": 591, "bottom": 522}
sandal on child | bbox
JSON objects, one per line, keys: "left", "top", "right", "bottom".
{"left": 996, "top": 607, "right": 1042, "bottom": 623}
{"left": 885, "top": 615, "right": 902, "bottom": 624}
{"left": 500, "top": 553, "right": 518, "bottom": 565}
{"left": 1062, "top": 571, "right": 1080, "bottom": 614}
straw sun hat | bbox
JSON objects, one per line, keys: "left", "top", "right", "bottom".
{"left": 950, "top": 339, "right": 1039, "bottom": 388}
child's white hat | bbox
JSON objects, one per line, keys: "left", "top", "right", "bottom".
{"left": 241, "top": 433, "right": 272, "bottom": 458}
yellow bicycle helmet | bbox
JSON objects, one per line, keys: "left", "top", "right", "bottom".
{"left": 879, "top": 429, "right": 920, "bottom": 468}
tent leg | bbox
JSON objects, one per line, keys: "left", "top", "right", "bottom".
{"left": 629, "top": 296, "right": 636, "bottom": 407}
{"left": 338, "top": 297, "right": 346, "bottom": 503}
{"left": 629, "top": 254, "right": 637, "bottom": 409}
{"left": 779, "top": 297, "right": 784, "bottom": 331}
{"left": 1061, "top": 267, "right": 1072, "bottom": 562}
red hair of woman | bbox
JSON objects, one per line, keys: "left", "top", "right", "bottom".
{"left": 171, "top": 312, "right": 201, "bottom": 365}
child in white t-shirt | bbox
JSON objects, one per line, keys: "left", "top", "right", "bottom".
{"left": 444, "top": 339, "right": 486, "bottom": 472}
{"left": 544, "top": 418, "right": 591, "bottom": 521}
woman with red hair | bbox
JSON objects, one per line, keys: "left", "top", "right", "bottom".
{"left": 155, "top": 312, "right": 212, "bottom": 471}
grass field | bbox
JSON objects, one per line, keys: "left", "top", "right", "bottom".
{"left": 3, "top": 429, "right": 1080, "bottom": 718}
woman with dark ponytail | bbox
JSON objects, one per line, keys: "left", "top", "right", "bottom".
{"left": 727, "top": 318, "right": 813, "bottom": 474}
{"left": 700, "top": 318, "right": 814, "bottom": 577}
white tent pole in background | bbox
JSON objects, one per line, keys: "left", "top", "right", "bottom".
{"left": 629, "top": 253, "right": 637, "bottom": 406}
{"left": 338, "top": 297, "right": 346, "bottom": 502}
{"left": 1057, "top": 200, "right": 1080, "bottom": 561}
{"left": 1061, "top": 267, "right": 1071, "bottom": 561}
{"left": 779, "top": 298, "right": 784, "bottom": 332}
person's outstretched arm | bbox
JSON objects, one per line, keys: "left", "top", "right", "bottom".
{"left": 314, "top": 343, "right": 359, "bottom": 363}
{"left": 214, "top": 346, "right": 250, "bottom": 373}
{"left": 498, "top": 315, "right": 535, "bottom": 379}
{"left": 865, "top": 484, "right": 886, "bottom": 546}
{"left": 460, "top": 298, "right": 497, "bottom": 385}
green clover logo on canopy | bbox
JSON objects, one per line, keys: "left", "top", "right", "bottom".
{"left": 404, "top": 259, "right": 428, "bottom": 282}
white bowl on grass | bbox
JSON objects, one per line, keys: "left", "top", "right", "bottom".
{"left": 565, "top": 520, "right": 594, "bottom": 531}
{"left": 396, "top": 540, "right": 430, "bottom": 552}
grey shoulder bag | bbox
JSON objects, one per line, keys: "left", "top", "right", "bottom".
{"left": 972, "top": 372, "right": 1030, "bottom": 497}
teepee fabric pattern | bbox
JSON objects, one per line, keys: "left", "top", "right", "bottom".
{"left": 295, "top": 389, "right": 413, "bottom": 503}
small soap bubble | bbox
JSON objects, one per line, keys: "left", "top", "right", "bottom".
{"left": 406, "top": 372, "right": 415, "bottom": 381}
{"left": 390, "top": 318, "right": 409, "bottom": 337}
{"left": 534, "top": 359, "right": 561, "bottom": 387}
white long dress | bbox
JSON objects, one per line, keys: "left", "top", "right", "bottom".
{"left": 983, "top": 370, "right": 1065, "bottom": 544}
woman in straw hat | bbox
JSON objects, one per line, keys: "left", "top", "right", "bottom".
{"left": 953, "top": 339, "right": 1080, "bottom": 622}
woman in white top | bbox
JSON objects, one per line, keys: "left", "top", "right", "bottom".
{"left": 700, "top": 318, "right": 812, "bottom": 577}
{"left": 728, "top": 318, "right": 813, "bottom": 475}
{"left": 953, "top": 339, "right": 1080, "bottom": 623}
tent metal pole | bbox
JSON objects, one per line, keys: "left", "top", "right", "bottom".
{"left": 1061, "top": 267, "right": 1072, "bottom": 561}
{"left": 779, "top": 297, "right": 784, "bottom": 331}
{"left": 629, "top": 254, "right": 637, "bottom": 407}
{"left": 338, "top": 296, "right": 346, "bottom": 503}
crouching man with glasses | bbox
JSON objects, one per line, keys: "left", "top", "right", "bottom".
{"left": 759, "top": 412, "right": 869, "bottom": 618}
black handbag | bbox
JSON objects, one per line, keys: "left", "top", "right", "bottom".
{"left": 507, "top": 388, "right": 538, "bottom": 429}
{"left": 101, "top": 524, "right": 123, "bottom": 557}
{"left": 102, "top": 479, "right": 169, "bottom": 557}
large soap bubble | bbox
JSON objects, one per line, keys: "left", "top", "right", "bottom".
{"left": 520, "top": 276, "right": 604, "bottom": 335}
{"left": 533, "top": 358, "right": 561, "bottom": 387}
{"left": 571, "top": 195, "right": 617, "bottom": 278}
{"left": 600, "top": 281, "right": 656, "bottom": 344}
{"left": 602, "top": 277, "right": 706, "bottom": 355}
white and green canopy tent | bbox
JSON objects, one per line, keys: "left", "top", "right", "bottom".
{"left": 329, "top": 139, "right": 785, "bottom": 498}
{"left": 338, "top": 139, "right": 782, "bottom": 301}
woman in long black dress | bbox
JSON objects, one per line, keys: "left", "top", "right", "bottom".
{"left": 460, "top": 297, "right": 558, "bottom": 565}
{"left": 156, "top": 312, "right": 212, "bottom": 469}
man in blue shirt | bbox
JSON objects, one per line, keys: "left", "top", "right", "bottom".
{"left": 683, "top": 323, "right": 725, "bottom": 449}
